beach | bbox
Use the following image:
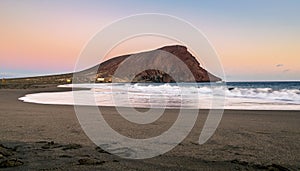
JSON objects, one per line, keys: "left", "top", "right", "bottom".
{"left": 0, "top": 87, "right": 300, "bottom": 170}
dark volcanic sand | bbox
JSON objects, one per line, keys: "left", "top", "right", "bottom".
{"left": 0, "top": 88, "right": 299, "bottom": 170}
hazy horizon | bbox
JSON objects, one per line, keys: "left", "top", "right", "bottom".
{"left": 1, "top": 0, "right": 299, "bottom": 81}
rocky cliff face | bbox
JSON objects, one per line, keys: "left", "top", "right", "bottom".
{"left": 84, "top": 45, "right": 221, "bottom": 83}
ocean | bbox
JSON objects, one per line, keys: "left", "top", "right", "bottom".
{"left": 19, "top": 81, "right": 300, "bottom": 110}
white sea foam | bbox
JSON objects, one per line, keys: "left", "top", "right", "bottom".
{"left": 19, "top": 83, "right": 300, "bottom": 110}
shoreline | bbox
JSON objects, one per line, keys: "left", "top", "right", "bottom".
{"left": 17, "top": 86, "right": 300, "bottom": 111}
{"left": 0, "top": 88, "right": 300, "bottom": 170}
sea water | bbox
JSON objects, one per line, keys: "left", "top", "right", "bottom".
{"left": 19, "top": 82, "right": 300, "bottom": 110}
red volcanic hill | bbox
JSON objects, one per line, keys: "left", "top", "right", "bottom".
{"left": 1, "top": 45, "right": 221, "bottom": 88}
{"left": 81, "top": 45, "right": 221, "bottom": 83}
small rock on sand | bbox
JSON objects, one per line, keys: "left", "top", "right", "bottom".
{"left": 0, "top": 159, "right": 24, "bottom": 168}
{"left": 41, "top": 141, "right": 62, "bottom": 149}
{"left": 78, "top": 158, "right": 105, "bottom": 165}
{"left": 0, "top": 144, "right": 14, "bottom": 157}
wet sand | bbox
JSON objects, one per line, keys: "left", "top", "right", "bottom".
{"left": 0, "top": 88, "right": 300, "bottom": 170}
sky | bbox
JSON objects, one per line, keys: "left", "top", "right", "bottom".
{"left": 0, "top": 0, "right": 299, "bottom": 81}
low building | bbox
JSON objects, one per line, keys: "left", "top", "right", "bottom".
{"left": 96, "top": 77, "right": 112, "bottom": 83}
{"left": 96, "top": 77, "right": 105, "bottom": 82}
{"left": 1, "top": 78, "right": 6, "bottom": 84}
{"left": 66, "top": 79, "right": 72, "bottom": 83}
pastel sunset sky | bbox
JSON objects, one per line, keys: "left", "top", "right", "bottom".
{"left": 0, "top": 0, "right": 299, "bottom": 81}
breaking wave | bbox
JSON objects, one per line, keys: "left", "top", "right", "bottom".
{"left": 19, "top": 82, "right": 300, "bottom": 110}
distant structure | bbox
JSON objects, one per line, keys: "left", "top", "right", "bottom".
{"left": 66, "top": 79, "right": 72, "bottom": 83}
{"left": 96, "top": 77, "right": 112, "bottom": 83}
{"left": 1, "top": 78, "right": 6, "bottom": 85}
{"left": 96, "top": 77, "right": 105, "bottom": 82}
